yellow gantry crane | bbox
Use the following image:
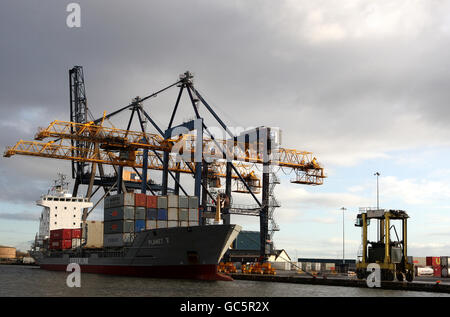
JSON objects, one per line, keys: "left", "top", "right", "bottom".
{"left": 5, "top": 119, "right": 325, "bottom": 186}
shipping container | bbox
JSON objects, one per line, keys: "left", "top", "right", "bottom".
{"left": 168, "top": 220, "right": 178, "bottom": 228}
{"left": 270, "top": 262, "right": 291, "bottom": 271}
{"left": 135, "top": 220, "right": 146, "bottom": 232}
{"left": 49, "top": 240, "right": 60, "bottom": 250}
{"left": 134, "top": 193, "right": 147, "bottom": 207}
{"left": 325, "top": 263, "right": 335, "bottom": 271}
{"left": 71, "top": 228, "right": 82, "bottom": 239}
{"left": 413, "top": 257, "right": 427, "bottom": 267}
{"left": 426, "top": 256, "right": 433, "bottom": 266}
{"left": 104, "top": 206, "right": 135, "bottom": 221}
{"left": 158, "top": 209, "right": 168, "bottom": 221}
{"left": 434, "top": 266, "right": 442, "bottom": 277}
{"left": 179, "top": 221, "right": 189, "bottom": 227}
{"left": 146, "top": 195, "right": 158, "bottom": 208}
{"left": 178, "top": 196, "right": 189, "bottom": 208}
{"left": 168, "top": 195, "right": 179, "bottom": 208}
{"left": 146, "top": 220, "right": 157, "bottom": 230}
{"left": 179, "top": 209, "right": 189, "bottom": 221}
{"left": 50, "top": 229, "right": 72, "bottom": 240}
{"left": 82, "top": 221, "right": 103, "bottom": 248}
{"left": 50, "top": 239, "right": 72, "bottom": 250}
{"left": 188, "top": 209, "right": 199, "bottom": 222}
{"left": 104, "top": 220, "right": 135, "bottom": 234}
{"left": 71, "top": 238, "right": 81, "bottom": 248}
{"left": 168, "top": 208, "right": 178, "bottom": 221}
{"left": 157, "top": 196, "right": 168, "bottom": 209}
{"left": 417, "top": 267, "right": 434, "bottom": 276}
{"left": 146, "top": 208, "right": 158, "bottom": 220}
{"left": 103, "top": 233, "right": 133, "bottom": 247}
{"left": 188, "top": 196, "right": 199, "bottom": 208}
{"left": 432, "top": 257, "right": 441, "bottom": 267}
{"left": 105, "top": 192, "right": 135, "bottom": 208}
{"left": 158, "top": 220, "right": 168, "bottom": 228}
{"left": 135, "top": 207, "right": 146, "bottom": 220}
{"left": 442, "top": 267, "right": 449, "bottom": 278}
{"left": 441, "top": 256, "right": 449, "bottom": 267}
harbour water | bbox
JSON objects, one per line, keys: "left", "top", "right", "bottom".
{"left": 1, "top": 265, "right": 449, "bottom": 297}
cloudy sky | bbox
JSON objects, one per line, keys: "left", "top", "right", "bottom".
{"left": 1, "top": 0, "right": 450, "bottom": 259}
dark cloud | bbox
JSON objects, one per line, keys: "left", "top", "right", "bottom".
{"left": 1, "top": 0, "right": 450, "bottom": 199}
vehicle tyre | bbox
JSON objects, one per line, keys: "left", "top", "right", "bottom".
{"left": 406, "top": 270, "right": 414, "bottom": 282}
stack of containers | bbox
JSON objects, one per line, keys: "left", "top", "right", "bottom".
{"left": 158, "top": 196, "right": 169, "bottom": 228}
{"left": 427, "top": 256, "right": 442, "bottom": 277}
{"left": 146, "top": 195, "right": 159, "bottom": 229}
{"left": 188, "top": 196, "right": 199, "bottom": 226}
{"left": 104, "top": 193, "right": 135, "bottom": 247}
{"left": 134, "top": 193, "right": 146, "bottom": 233}
{"left": 441, "top": 257, "right": 449, "bottom": 278}
{"left": 144, "top": 195, "right": 199, "bottom": 229}
{"left": 49, "top": 229, "right": 73, "bottom": 250}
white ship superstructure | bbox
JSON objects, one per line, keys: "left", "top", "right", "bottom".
{"left": 36, "top": 174, "right": 92, "bottom": 240}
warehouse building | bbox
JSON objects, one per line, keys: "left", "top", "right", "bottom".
{"left": 0, "top": 246, "right": 16, "bottom": 260}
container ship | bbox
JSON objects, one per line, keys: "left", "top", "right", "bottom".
{"left": 30, "top": 176, "right": 241, "bottom": 281}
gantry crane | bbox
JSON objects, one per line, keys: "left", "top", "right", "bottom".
{"left": 4, "top": 67, "right": 326, "bottom": 261}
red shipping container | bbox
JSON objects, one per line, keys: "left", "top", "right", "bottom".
{"left": 146, "top": 195, "right": 158, "bottom": 208}
{"left": 61, "top": 239, "right": 72, "bottom": 249}
{"left": 433, "top": 266, "right": 442, "bottom": 277}
{"left": 135, "top": 193, "right": 147, "bottom": 207}
{"left": 72, "top": 228, "right": 82, "bottom": 239}
{"left": 426, "top": 257, "right": 433, "bottom": 266}
{"left": 432, "top": 257, "right": 441, "bottom": 267}
{"left": 49, "top": 240, "right": 61, "bottom": 250}
{"left": 50, "top": 229, "right": 73, "bottom": 240}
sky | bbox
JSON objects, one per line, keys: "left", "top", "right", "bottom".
{"left": 1, "top": 0, "right": 450, "bottom": 259}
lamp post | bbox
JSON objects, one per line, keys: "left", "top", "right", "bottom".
{"left": 374, "top": 172, "right": 380, "bottom": 241}
{"left": 374, "top": 172, "right": 380, "bottom": 209}
{"left": 341, "top": 207, "right": 346, "bottom": 265}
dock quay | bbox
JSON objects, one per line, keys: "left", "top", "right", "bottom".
{"left": 230, "top": 272, "right": 450, "bottom": 294}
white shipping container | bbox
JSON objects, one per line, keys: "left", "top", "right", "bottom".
{"left": 168, "top": 208, "right": 179, "bottom": 221}
{"left": 178, "top": 196, "right": 189, "bottom": 208}
{"left": 179, "top": 209, "right": 189, "bottom": 221}
{"left": 146, "top": 220, "right": 157, "bottom": 230}
{"left": 179, "top": 221, "right": 189, "bottom": 227}
{"left": 157, "top": 196, "right": 168, "bottom": 209}
{"left": 168, "top": 195, "right": 179, "bottom": 208}
{"left": 157, "top": 220, "right": 168, "bottom": 228}
{"left": 168, "top": 220, "right": 178, "bottom": 228}
{"left": 188, "top": 196, "right": 199, "bottom": 208}
{"left": 188, "top": 209, "right": 199, "bottom": 221}
{"left": 82, "top": 220, "right": 103, "bottom": 248}
{"left": 270, "top": 262, "right": 291, "bottom": 271}
{"left": 71, "top": 238, "right": 81, "bottom": 248}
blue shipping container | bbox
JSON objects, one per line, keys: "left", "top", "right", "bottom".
{"left": 135, "top": 220, "right": 146, "bottom": 232}
{"left": 158, "top": 209, "right": 168, "bottom": 220}
{"left": 147, "top": 208, "right": 158, "bottom": 220}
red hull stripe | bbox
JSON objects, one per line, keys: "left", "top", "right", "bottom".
{"left": 40, "top": 263, "right": 233, "bottom": 281}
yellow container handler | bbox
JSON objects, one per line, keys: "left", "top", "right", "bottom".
{"left": 355, "top": 209, "right": 414, "bottom": 282}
